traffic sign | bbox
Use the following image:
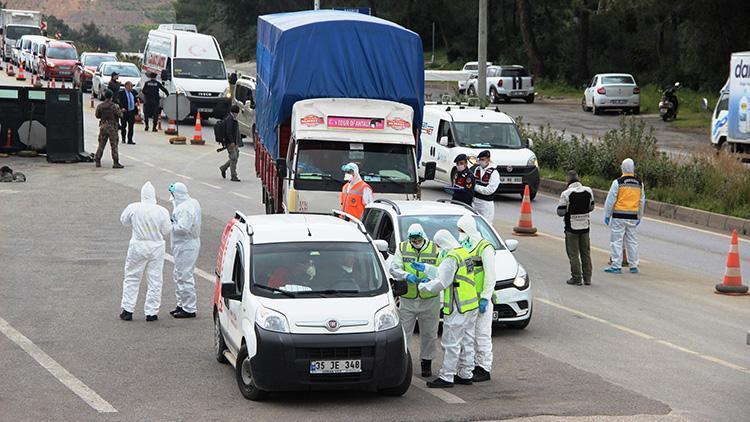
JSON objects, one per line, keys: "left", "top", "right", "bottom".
{"left": 162, "top": 93, "right": 190, "bottom": 121}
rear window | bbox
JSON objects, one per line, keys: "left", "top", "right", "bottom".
{"left": 501, "top": 68, "right": 530, "bottom": 77}
{"left": 84, "top": 55, "right": 117, "bottom": 67}
{"left": 601, "top": 75, "right": 635, "bottom": 85}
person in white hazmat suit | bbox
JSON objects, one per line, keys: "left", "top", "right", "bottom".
{"left": 120, "top": 181, "right": 172, "bottom": 321}
{"left": 456, "top": 214, "right": 496, "bottom": 382}
{"left": 389, "top": 223, "right": 441, "bottom": 378}
{"left": 415, "top": 230, "right": 479, "bottom": 388}
{"left": 471, "top": 150, "right": 500, "bottom": 224}
{"left": 603, "top": 158, "right": 645, "bottom": 274}
{"left": 168, "top": 182, "right": 202, "bottom": 319}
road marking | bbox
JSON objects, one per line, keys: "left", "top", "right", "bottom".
{"left": 175, "top": 173, "right": 193, "bottom": 180}
{"left": 200, "top": 181, "right": 221, "bottom": 190}
{"left": 232, "top": 192, "right": 251, "bottom": 199}
{"left": 410, "top": 377, "right": 466, "bottom": 404}
{"left": 533, "top": 230, "right": 651, "bottom": 265}
{"left": 537, "top": 298, "right": 750, "bottom": 375}
{"left": 0, "top": 316, "right": 118, "bottom": 413}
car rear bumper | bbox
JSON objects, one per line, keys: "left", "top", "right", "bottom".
{"left": 595, "top": 96, "right": 639, "bottom": 108}
{"left": 493, "top": 165, "right": 540, "bottom": 194}
{"left": 498, "top": 88, "right": 535, "bottom": 97}
{"left": 250, "top": 325, "right": 409, "bottom": 392}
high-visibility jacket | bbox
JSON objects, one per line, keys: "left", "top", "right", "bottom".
{"left": 340, "top": 179, "right": 371, "bottom": 219}
{"left": 441, "top": 247, "right": 480, "bottom": 315}
{"left": 466, "top": 239, "right": 493, "bottom": 294}
{"left": 612, "top": 173, "right": 643, "bottom": 220}
{"left": 399, "top": 241, "right": 440, "bottom": 299}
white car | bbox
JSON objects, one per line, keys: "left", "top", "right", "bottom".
{"left": 421, "top": 105, "right": 540, "bottom": 200}
{"left": 91, "top": 62, "right": 142, "bottom": 99}
{"left": 362, "top": 200, "right": 533, "bottom": 328}
{"left": 17, "top": 34, "right": 45, "bottom": 71}
{"left": 582, "top": 73, "right": 640, "bottom": 115}
{"left": 213, "top": 211, "right": 412, "bottom": 400}
{"left": 466, "top": 65, "right": 535, "bottom": 104}
{"left": 457, "top": 61, "right": 492, "bottom": 94}
{"left": 232, "top": 74, "right": 256, "bottom": 139}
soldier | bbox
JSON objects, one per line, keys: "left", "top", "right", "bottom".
{"left": 95, "top": 89, "right": 124, "bottom": 169}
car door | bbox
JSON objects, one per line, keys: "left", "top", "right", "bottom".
{"left": 362, "top": 208, "right": 385, "bottom": 240}
{"left": 375, "top": 212, "right": 398, "bottom": 255}
{"left": 93, "top": 65, "right": 103, "bottom": 95}
{"left": 434, "top": 119, "right": 455, "bottom": 183}
{"left": 220, "top": 239, "right": 246, "bottom": 352}
{"left": 234, "top": 84, "right": 249, "bottom": 136}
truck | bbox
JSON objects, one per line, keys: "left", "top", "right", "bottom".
{"left": 255, "top": 10, "right": 433, "bottom": 215}
{"left": 710, "top": 52, "right": 750, "bottom": 157}
{"left": 0, "top": 9, "right": 42, "bottom": 63}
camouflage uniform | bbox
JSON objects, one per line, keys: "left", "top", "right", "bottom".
{"left": 95, "top": 99, "right": 123, "bottom": 165}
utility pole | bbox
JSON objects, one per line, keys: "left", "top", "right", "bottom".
{"left": 478, "top": 0, "right": 488, "bottom": 107}
{"left": 314, "top": 0, "right": 320, "bottom": 10}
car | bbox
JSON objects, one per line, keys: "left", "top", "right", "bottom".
{"left": 232, "top": 74, "right": 257, "bottom": 139}
{"left": 420, "top": 105, "right": 539, "bottom": 200}
{"left": 91, "top": 61, "right": 141, "bottom": 98}
{"left": 75, "top": 52, "right": 117, "bottom": 92}
{"left": 467, "top": 65, "right": 535, "bottom": 104}
{"left": 582, "top": 73, "right": 640, "bottom": 115}
{"left": 17, "top": 34, "right": 45, "bottom": 71}
{"left": 457, "top": 61, "right": 492, "bottom": 94}
{"left": 362, "top": 199, "right": 533, "bottom": 329}
{"left": 213, "top": 211, "right": 412, "bottom": 400}
{"left": 157, "top": 23, "right": 198, "bottom": 33}
{"left": 37, "top": 40, "right": 78, "bottom": 81}
{"left": 11, "top": 38, "right": 22, "bottom": 65}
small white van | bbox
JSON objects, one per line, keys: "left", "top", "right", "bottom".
{"left": 213, "top": 211, "right": 412, "bottom": 400}
{"left": 420, "top": 105, "right": 540, "bottom": 199}
{"left": 141, "top": 29, "right": 231, "bottom": 118}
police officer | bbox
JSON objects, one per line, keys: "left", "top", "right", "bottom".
{"left": 472, "top": 150, "right": 500, "bottom": 223}
{"left": 450, "top": 154, "right": 475, "bottom": 205}
{"left": 94, "top": 89, "right": 123, "bottom": 169}
{"left": 141, "top": 72, "right": 169, "bottom": 132}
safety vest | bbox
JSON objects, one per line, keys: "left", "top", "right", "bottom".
{"left": 340, "top": 179, "right": 371, "bottom": 219}
{"left": 612, "top": 173, "right": 642, "bottom": 220}
{"left": 466, "top": 239, "right": 493, "bottom": 295}
{"left": 471, "top": 165, "right": 496, "bottom": 201}
{"left": 441, "top": 247, "right": 480, "bottom": 315}
{"left": 399, "top": 241, "right": 439, "bottom": 299}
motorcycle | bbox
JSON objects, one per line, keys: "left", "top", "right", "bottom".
{"left": 659, "top": 82, "right": 681, "bottom": 121}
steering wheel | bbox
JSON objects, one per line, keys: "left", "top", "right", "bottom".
{"left": 329, "top": 278, "right": 360, "bottom": 291}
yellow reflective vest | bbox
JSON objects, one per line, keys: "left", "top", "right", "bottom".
{"left": 441, "top": 247, "right": 480, "bottom": 315}
{"left": 399, "top": 241, "right": 439, "bottom": 299}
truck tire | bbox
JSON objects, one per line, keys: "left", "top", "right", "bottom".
{"left": 593, "top": 105, "right": 601, "bottom": 115}
{"left": 489, "top": 87, "right": 499, "bottom": 104}
{"left": 378, "top": 352, "right": 412, "bottom": 396}
{"left": 236, "top": 344, "right": 268, "bottom": 401}
{"left": 214, "top": 311, "right": 229, "bottom": 364}
{"left": 581, "top": 97, "right": 591, "bottom": 112}
{"left": 525, "top": 94, "right": 535, "bottom": 104}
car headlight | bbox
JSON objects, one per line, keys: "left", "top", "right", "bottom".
{"left": 527, "top": 155, "right": 538, "bottom": 167}
{"left": 223, "top": 86, "right": 232, "bottom": 99}
{"left": 255, "top": 306, "right": 290, "bottom": 333}
{"left": 374, "top": 304, "right": 399, "bottom": 332}
{"left": 48, "top": 63, "right": 55, "bottom": 68}
{"left": 513, "top": 267, "right": 530, "bottom": 290}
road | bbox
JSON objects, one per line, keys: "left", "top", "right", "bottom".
{"left": 1, "top": 72, "right": 748, "bottom": 421}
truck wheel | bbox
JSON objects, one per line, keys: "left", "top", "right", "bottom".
{"left": 525, "top": 94, "right": 535, "bottom": 104}
{"left": 236, "top": 344, "right": 268, "bottom": 401}
{"left": 378, "top": 352, "right": 412, "bottom": 396}
{"left": 489, "top": 87, "right": 499, "bottom": 104}
{"left": 214, "top": 311, "right": 228, "bottom": 364}
{"left": 632, "top": 107, "right": 640, "bottom": 115}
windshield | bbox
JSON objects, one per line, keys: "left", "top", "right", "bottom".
{"left": 103, "top": 64, "right": 140, "bottom": 77}
{"left": 173, "top": 58, "right": 226, "bottom": 79}
{"left": 501, "top": 68, "right": 530, "bottom": 77}
{"left": 7, "top": 26, "right": 41, "bottom": 40}
{"left": 84, "top": 55, "right": 117, "bottom": 67}
{"left": 601, "top": 76, "right": 635, "bottom": 85}
{"left": 453, "top": 122, "right": 523, "bottom": 149}
{"left": 251, "top": 241, "right": 387, "bottom": 298}
{"left": 295, "top": 140, "right": 417, "bottom": 193}
{"left": 47, "top": 47, "right": 78, "bottom": 60}
{"left": 398, "top": 215, "right": 503, "bottom": 250}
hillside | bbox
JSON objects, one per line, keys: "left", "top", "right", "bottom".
{"left": 1, "top": 0, "right": 175, "bottom": 41}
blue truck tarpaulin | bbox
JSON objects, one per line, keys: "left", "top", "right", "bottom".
{"left": 256, "top": 10, "right": 424, "bottom": 160}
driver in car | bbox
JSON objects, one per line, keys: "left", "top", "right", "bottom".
{"left": 268, "top": 260, "right": 315, "bottom": 289}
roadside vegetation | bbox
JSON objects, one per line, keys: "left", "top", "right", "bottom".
{"left": 518, "top": 117, "right": 750, "bottom": 219}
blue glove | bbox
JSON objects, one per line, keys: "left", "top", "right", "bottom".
{"left": 406, "top": 274, "right": 419, "bottom": 284}
{"left": 419, "top": 278, "right": 430, "bottom": 284}
{"left": 410, "top": 262, "right": 426, "bottom": 272}
{"left": 636, "top": 219, "right": 641, "bottom": 226}
{"left": 478, "top": 298, "right": 489, "bottom": 314}
{"left": 604, "top": 216, "right": 610, "bottom": 226}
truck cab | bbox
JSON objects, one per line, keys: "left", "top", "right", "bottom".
{"left": 711, "top": 88, "right": 730, "bottom": 150}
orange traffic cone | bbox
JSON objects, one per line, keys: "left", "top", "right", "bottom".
{"left": 16, "top": 63, "right": 26, "bottom": 81}
{"left": 191, "top": 112, "right": 205, "bottom": 145}
{"left": 513, "top": 185, "right": 537, "bottom": 236}
{"left": 165, "top": 119, "right": 178, "bottom": 135}
{"left": 716, "top": 230, "right": 749, "bottom": 295}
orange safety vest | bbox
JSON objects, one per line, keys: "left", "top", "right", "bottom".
{"left": 341, "top": 179, "right": 371, "bottom": 219}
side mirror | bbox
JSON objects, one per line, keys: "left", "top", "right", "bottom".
{"left": 421, "top": 161, "right": 436, "bottom": 182}
{"left": 390, "top": 278, "right": 408, "bottom": 297}
{"left": 76, "top": 61, "right": 82, "bottom": 66}
{"left": 701, "top": 98, "right": 709, "bottom": 111}
{"left": 276, "top": 158, "right": 287, "bottom": 178}
{"left": 505, "top": 239, "right": 519, "bottom": 252}
{"left": 221, "top": 283, "right": 241, "bottom": 300}
{"left": 525, "top": 138, "right": 534, "bottom": 149}
{"left": 439, "top": 136, "right": 449, "bottom": 147}
{"left": 373, "top": 239, "right": 389, "bottom": 253}
{"left": 161, "top": 69, "right": 170, "bottom": 81}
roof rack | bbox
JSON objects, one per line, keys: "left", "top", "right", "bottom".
{"left": 234, "top": 211, "right": 253, "bottom": 235}
{"left": 373, "top": 198, "right": 401, "bottom": 215}
{"left": 331, "top": 210, "right": 368, "bottom": 234}
{"left": 436, "top": 199, "right": 478, "bottom": 215}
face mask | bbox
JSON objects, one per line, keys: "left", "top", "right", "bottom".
{"left": 344, "top": 173, "right": 353, "bottom": 181}
{"left": 410, "top": 239, "right": 424, "bottom": 249}
{"left": 456, "top": 164, "right": 466, "bottom": 172}
{"left": 458, "top": 232, "right": 468, "bottom": 242}
{"left": 479, "top": 160, "right": 489, "bottom": 169}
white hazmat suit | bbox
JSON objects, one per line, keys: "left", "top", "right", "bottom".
{"left": 472, "top": 164, "right": 500, "bottom": 224}
{"left": 457, "top": 215, "right": 496, "bottom": 374}
{"left": 120, "top": 182, "right": 172, "bottom": 316}
{"left": 170, "top": 182, "right": 202, "bottom": 314}
{"left": 419, "top": 230, "right": 478, "bottom": 383}
{"left": 604, "top": 158, "right": 645, "bottom": 269}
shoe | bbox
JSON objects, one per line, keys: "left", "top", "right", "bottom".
{"left": 630, "top": 267, "right": 639, "bottom": 274}
{"left": 146, "top": 315, "right": 158, "bottom": 322}
{"left": 454, "top": 375, "right": 473, "bottom": 385}
{"left": 152, "top": 128, "right": 157, "bottom": 132}
{"left": 169, "top": 306, "right": 184, "bottom": 316}
{"left": 604, "top": 267, "right": 622, "bottom": 274}
{"left": 566, "top": 278, "right": 582, "bottom": 286}
{"left": 426, "top": 378, "right": 454, "bottom": 388}
{"left": 220, "top": 167, "right": 226, "bottom": 179}
{"left": 421, "top": 360, "right": 432, "bottom": 378}
{"left": 584, "top": 280, "right": 592, "bottom": 285}
{"left": 119, "top": 310, "right": 132, "bottom": 321}
{"left": 127, "top": 141, "right": 136, "bottom": 145}
{"left": 172, "top": 310, "right": 196, "bottom": 319}
{"left": 112, "top": 163, "right": 124, "bottom": 169}
{"left": 472, "top": 366, "right": 491, "bottom": 382}
{"left": 144, "top": 126, "right": 149, "bottom": 131}
{"left": 95, "top": 160, "right": 101, "bottom": 168}
{"left": 231, "top": 177, "right": 241, "bottom": 182}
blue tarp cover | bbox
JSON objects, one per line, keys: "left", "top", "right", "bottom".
{"left": 256, "top": 10, "right": 424, "bottom": 159}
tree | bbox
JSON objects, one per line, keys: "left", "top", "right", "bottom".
{"left": 517, "top": 0, "right": 545, "bottom": 76}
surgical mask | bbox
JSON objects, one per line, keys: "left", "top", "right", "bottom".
{"left": 479, "top": 160, "right": 489, "bottom": 169}
{"left": 410, "top": 238, "right": 425, "bottom": 249}
{"left": 456, "top": 164, "right": 466, "bottom": 172}
{"left": 461, "top": 238, "right": 474, "bottom": 249}
{"left": 344, "top": 173, "right": 353, "bottom": 181}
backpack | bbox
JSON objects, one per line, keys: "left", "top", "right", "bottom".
{"left": 214, "top": 117, "right": 226, "bottom": 144}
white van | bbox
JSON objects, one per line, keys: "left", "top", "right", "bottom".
{"left": 213, "top": 211, "right": 411, "bottom": 400}
{"left": 421, "top": 105, "right": 540, "bottom": 199}
{"left": 141, "top": 29, "right": 231, "bottom": 118}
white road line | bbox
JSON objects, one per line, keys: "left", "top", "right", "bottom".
{"left": 200, "top": 181, "right": 222, "bottom": 190}
{"left": 533, "top": 230, "right": 651, "bottom": 265}
{"left": 175, "top": 173, "right": 193, "bottom": 180}
{"left": 0, "top": 316, "right": 118, "bottom": 413}
{"left": 232, "top": 192, "right": 251, "bottom": 199}
{"left": 410, "top": 377, "right": 466, "bottom": 404}
{"left": 537, "top": 298, "right": 750, "bottom": 375}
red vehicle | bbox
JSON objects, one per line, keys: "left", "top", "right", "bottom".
{"left": 74, "top": 52, "right": 117, "bottom": 91}
{"left": 38, "top": 40, "right": 78, "bottom": 81}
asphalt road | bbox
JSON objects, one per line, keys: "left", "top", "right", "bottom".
{"left": 1, "top": 73, "right": 748, "bottom": 421}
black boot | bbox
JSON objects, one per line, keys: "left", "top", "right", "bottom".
{"left": 426, "top": 378, "right": 454, "bottom": 388}
{"left": 172, "top": 310, "right": 196, "bottom": 319}
{"left": 454, "top": 375, "right": 473, "bottom": 385}
{"left": 421, "top": 359, "right": 432, "bottom": 377}
{"left": 169, "top": 306, "right": 184, "bottom": 316}
{"left": 566, "top": 278, "right": 582, "bottom": 286}
{"left": 146, "top": 315, "right": 158, "bottom": 322}
{"left": 119, "top": 310, "right": 132, "bottom": 321}
{"left": 472, "top": 366, "right": 491, "bottom": 382}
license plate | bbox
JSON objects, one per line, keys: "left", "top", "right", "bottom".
{"left": 511, "top": 91, "right": 524, "bottom": 96}
{"left": 499, "top": 176, "right": 523, "bottom": 184}
{"left": 58, "top": 72, "right": 71, "bottom": 75}
{"left": 310, "top": 359, "right": 362, "bottom": 374}
{"left": 660, "top": 108, "right": 668, "bottom": 112}
{"left": 612, "top": 100, "right": 627, "bottom": 104}
{"left": 198, "top": 107, "right": 212, "bottom": 113}
{"left": 492, "top": 311, "right": 499, "bottom": 320}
